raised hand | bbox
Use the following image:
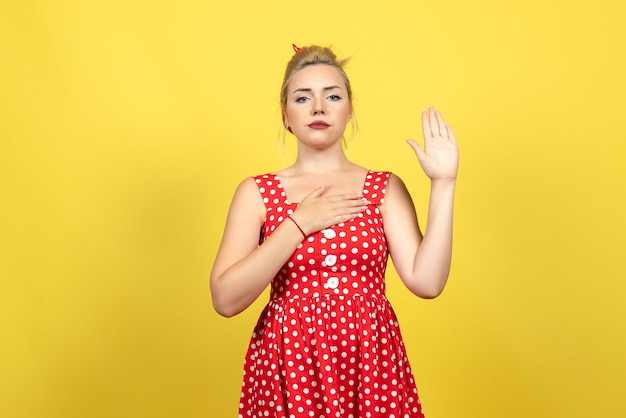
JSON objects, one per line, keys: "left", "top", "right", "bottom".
{"left": 291, "top": 185, "right": 370, "bottom": 235}
{"left": 406, "top": 106, "right": 459, "bottom": 181}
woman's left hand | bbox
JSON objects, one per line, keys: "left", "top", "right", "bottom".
{"left": 406, "top": 106, "right": 459, "bottom": 181}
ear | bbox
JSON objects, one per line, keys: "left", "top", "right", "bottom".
{"left": 282, "top": 112, "right": 293, "bottom": 134}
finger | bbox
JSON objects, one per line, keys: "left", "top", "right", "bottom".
{"left": 406, "top": 139, "right": 426, "bottom": 161}
{"left": 349, "top": 197, "right": 372, "bottom": 207}
{"left": 445, "top": 123, "right": 457, "bottom": 144}
{"left": 435, "top": 109, "right": 446, "bottom": 137}
{"left": 429, "top": 106, "right": 440, "bottom": 137}
{"left": 339, "top": 202, "right": 371, "bottom": 219}
{"left": 346, "top": 205, "right": 368, "bottom": 215}
{"left": 303, "top": 184, "right": 327, "bottom": 200}
{"left": 325, "top": 193, "right": 367, "bottom": 202}
{"left": 331, "top": 197, "right": 373, "bottom": 210}
{"left": 421, "top": 109, "right": 432, "bottom": 139}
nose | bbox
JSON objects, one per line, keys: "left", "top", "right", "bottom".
{"left": 313, "top": 97, "right": 325, "bottom": 115}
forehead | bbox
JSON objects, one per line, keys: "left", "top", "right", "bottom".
{"left": 289, "top": 64, "right": 346, "bottom": 90}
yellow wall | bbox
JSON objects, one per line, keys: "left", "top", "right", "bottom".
{"left": 1, "top": 1, "right": 625, "bottom": 417}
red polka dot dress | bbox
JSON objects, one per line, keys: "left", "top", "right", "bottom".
{"left": 240, "top": 170, "right": 424, "bottom": 418}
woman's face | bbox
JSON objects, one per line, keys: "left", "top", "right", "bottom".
{"left": 283, "top": 64, "right": 352, "bottom": 149}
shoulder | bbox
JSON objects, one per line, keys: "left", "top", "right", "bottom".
{"left": 230, "top": 176, "right": 267, "bottom": 219}
{"left": 241, "top": 172, "right": 279, "bottom": 194}
{"left": 387, "top": 172, "right": 412, "bottom": 198}
{"left": 362, "top": 170, "right": 392, "bottom": 199}
{"left": 251, "top": 172, "right": 275, "bottom": 181}
{"left": 363, "top": 170, "right": 392, "bottom": 186}
{"left": 233, "top": 175, "right": 264, "bottom": 195}
{"left": 386, "top": 172, "right": 405, "bottom": 189}
{"left": 379, "top": 173, "right": 414, "bottom": 213}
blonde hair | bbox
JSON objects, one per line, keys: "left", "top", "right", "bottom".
{"left": 279, "top": 45, "right": 353, "bottom": 111}
{"left": 278, "top": 45, "right": 357, "bottom": 161}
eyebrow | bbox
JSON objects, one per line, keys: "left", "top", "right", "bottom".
{"left": 292, "top": 85, "right": 343, "bottom": 94}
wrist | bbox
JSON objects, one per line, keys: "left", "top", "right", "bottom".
{"left": 430, "top": 177, "right": 457, "bottom": 188}
{"left": 286, "top": 215, "right": 307, "bottom": 238}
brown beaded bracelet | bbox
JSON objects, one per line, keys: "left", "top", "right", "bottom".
{"left": 287, "top": 216, "right": 306, "bottom": 238}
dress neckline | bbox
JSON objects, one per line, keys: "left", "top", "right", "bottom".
{"left": 271, "top": 169, "right": 373, "bottom": 206}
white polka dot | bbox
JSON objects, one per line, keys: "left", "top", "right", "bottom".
{"left": 239, "top": 171, "right": 423, "bottom": 417}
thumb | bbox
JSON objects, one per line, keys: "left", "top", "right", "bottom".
{"left": 406, "top": 139, "right": 426, "bottom": 161}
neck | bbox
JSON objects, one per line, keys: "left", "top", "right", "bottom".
{"left": 291, "top": 144, "right": 352, "bottom": 174}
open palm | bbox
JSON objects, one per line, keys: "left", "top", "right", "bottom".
{"left": 406, "top": 106, "right": 459, "bottom": 180}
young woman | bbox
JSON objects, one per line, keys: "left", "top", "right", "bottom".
{"left": 210, "top": 45, "right": 459, "bottom": 418}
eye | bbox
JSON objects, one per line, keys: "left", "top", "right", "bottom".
{"left": 295, "top": 97, "right": 309, "bottom": 103}
{"left": 328, "top": 95, "right": 342, "bottom": 101}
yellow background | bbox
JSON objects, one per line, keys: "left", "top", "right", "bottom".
{"left": 1, "top": 1, "right": 625, "bottom": 417}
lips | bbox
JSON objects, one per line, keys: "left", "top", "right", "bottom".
{"left": 308, "top": 121, "right": 330, "bottom": 129}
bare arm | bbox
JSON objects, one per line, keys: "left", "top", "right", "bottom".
{"left": 382, "top": 175, "right": 455, "bottom": 298}
{"left": 381, "top": 106, "right": 459, "bottom": 298}
{"left": 210, "top": 178, "right": 303, "bottom": 317}
{"left": 210, "top": 178, "right": 370, "bottom": 317}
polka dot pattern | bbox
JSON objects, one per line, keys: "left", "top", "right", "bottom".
{"left": 240, "top": 171, "right": 424, "bottom": 418}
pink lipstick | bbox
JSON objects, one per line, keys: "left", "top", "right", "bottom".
{"left": 308, "top": 121, "right": 330, "bottom": 130}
